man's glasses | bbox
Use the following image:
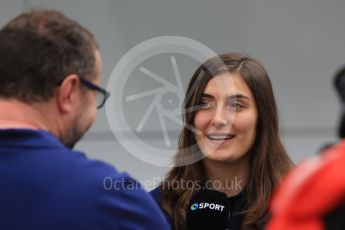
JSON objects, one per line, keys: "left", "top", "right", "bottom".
{"left": 79, "top": 77, "right": 110, "bottom": 109}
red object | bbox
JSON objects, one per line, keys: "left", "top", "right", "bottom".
{"left": 267, "top": 141, "right": 345, "bottom": 230}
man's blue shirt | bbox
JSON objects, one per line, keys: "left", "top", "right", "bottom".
{"left": 0, "top": 129, "right": 169, "bottom": 229}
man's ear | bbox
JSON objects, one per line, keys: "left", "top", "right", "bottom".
{"left": 55, "top": 74, "right": 81, "bottom": 113}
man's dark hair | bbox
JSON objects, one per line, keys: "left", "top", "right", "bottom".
{"left": 0, "top": 9, "right": 99, "bottom": 102}
{"left": 334, "top": 65, "right": 345, "bottom": 138}
{"left": 334, "top": 66, "right": 345, "bottom": 102}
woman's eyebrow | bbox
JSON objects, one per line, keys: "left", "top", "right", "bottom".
{"left": 201, "top": 93, "right": 250, "bottom": 101}
{"left": 227, "top": 94, "right": 250, "bottom": 100}
{"left": 200, "top": 93, "right": 214, "bottom": 99}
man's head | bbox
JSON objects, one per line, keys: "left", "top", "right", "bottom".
{"left": 335, "top": 65, "right": 345, "bottom": 138}
{"left": 0, "top": 9, "right": 103, "bottom": 148}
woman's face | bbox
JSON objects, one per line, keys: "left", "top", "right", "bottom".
{"left": 193, "top": 72, "right": 258, "bottom": 163}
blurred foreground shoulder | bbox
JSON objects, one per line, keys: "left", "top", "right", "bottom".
{"left": 267, "top": 141, "right": 345, "bottom": 230}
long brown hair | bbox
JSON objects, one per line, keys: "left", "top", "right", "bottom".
{"left": 161, "top": 53, "right": 293, "bottom": 229}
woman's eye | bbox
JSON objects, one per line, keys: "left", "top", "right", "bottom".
{"left": 198, "top": 100, "right": 211, "bottom": 109}
{"left": 230, "top": 102, "right": 244, "bottom": 110}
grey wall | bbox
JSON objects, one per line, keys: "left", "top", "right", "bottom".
{"left": 1, "top": 0, "right": 345, "bottom": 190}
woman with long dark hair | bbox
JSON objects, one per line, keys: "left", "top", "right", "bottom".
{"left": 151, "top": 52, "right": 293, "bottom": 229}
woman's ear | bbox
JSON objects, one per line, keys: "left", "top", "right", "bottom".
{"left": 55, "top": 74, "right": 81, "bottom": 113}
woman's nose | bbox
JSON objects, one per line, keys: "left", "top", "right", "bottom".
{"left": 211, "top": 107, "right": 229, "bottom": 129}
